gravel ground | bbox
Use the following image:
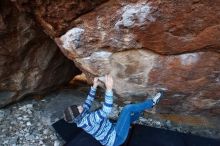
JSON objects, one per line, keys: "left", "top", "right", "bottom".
{"left": 0, "top": 85, "right": 100, "bottom": 146}
{"left": 0, "top": 99, "right": 63, "bottom": 146}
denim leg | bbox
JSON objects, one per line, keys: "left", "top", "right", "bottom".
{"left": 130, "top": 112, "right": 140, "bottom": 123}
{"left": 114, "top": 99, "right": 153, "bottom": 146}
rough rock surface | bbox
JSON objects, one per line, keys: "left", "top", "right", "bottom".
{"left": 15, "top": 0, "right": 109, "bottom": 37}
{"left": 55, "top": 0, "right": 220, "bottom": 104}
{"left": 0, "top": 0, "right": 80, "bottom": 107}
{"left": 53, "top": 0, "right": 220, "bottom": 132}
{"left": 56, "top": 0, "right": 220, "bottom": 55}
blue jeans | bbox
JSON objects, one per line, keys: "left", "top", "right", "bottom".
{"left": 113, "top": 99, "right": 153, "bottom": 146}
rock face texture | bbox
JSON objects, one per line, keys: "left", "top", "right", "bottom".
{"left": 4, "top": 0, "right": 220, "bottom": 136}
{"left": 55, "top": 0, "right": 220, "bottom": 99}
{"left": 0, "top": 0, "right": 80, "bottom": 107}
{"left": 54, "top": 0, "right": 220, "bottom": 132}
{"left": 14, "top": 0, "right": 108, "bottom": 37}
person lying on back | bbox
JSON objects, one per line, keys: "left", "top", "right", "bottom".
{"left": 64, "top": 75, "right": 163, "bottom": 146}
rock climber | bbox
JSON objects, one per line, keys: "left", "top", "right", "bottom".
{"left": 63, "top": 74, "right": 163, "bottom": 146}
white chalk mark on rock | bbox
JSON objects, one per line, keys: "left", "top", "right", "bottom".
{"left": 83, "top": 51, "right": 112, "bottom": 60}
{"left": 91, "top": 51, "right": 112, "bottom": 59}
{"left": 179, "top": 53, "right": 200, "bottom": 65}
{"left": 60, "top": 27, "right": 84, "bottom": 51}
{"left": 115, "top": 2, "right": 155, "bottom": 30}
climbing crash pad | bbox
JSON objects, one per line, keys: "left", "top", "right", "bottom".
{"left": 52, "top": 119, "right": 220, "bottom": 146}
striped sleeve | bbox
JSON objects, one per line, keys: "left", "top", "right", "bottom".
{"left": 97, "top": 90, "right": 113, "bottom": 119}
{"left": 83, "top": 86, "right": 96, "bottom": 110}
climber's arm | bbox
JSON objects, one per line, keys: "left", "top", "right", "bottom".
{"left": 96, "top": 75, "right": 114, "bottom": 119}
{"left": 83, "top": 77, "right": 100, "bottom": 110}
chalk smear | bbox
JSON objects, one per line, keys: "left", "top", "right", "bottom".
{"left": 115, "top": 2, "right": 155, "bottom": 29}
{"left": 60, "top": 27, "right": 84, "bottom": 51}
{"left": 179, "top": 53, "right": 200, "bottom": 65}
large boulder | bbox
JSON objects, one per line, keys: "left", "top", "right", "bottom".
{"left": 53, "top": 0, "right": 220, "bottom": 132}
{"left": 55, "top": 0, "right": 220, "bottom": 99}
{"left": 0, "top": 0, "right": 80, "bottom": 107}
{"left": 11, "top": 0, "right": 220, "bottom": 136}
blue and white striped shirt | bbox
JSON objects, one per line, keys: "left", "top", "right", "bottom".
{"left": 74, "top": 87, "right": 116, "bottom": 146}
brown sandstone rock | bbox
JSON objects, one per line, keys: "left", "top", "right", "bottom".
{"left": 54, "top": 0, "right": 220, "bottom": 129}
{"left": 0, "top": 0, "right": 80, "bottom": 107}
{"left": 55, "top": 0, "right": 220, "bottom": 56}
{"left": 14, "top": 0, "right": 109, "bottom": 37}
